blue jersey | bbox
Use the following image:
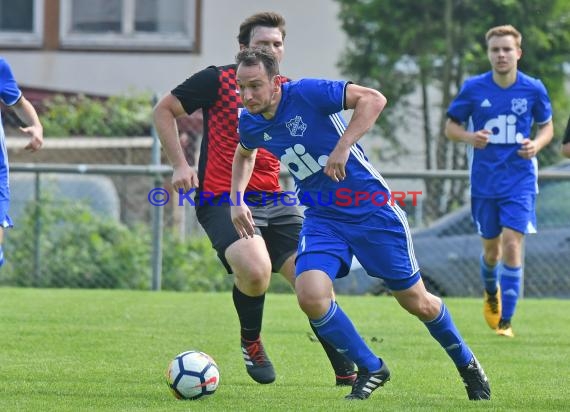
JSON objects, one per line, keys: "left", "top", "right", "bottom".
{"left": 447, "top": 71, "right": 551, "bottom": 198}
{"left": 0, "top": 58, "right": 21, "bottom": 107}
{"left": 239, "top": 79, "right": 393, "bottom": 222}
{"left": 0, "top": 57, "right": 21, "bottom": 226}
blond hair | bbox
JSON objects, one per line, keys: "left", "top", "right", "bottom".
{"left": 485, "top": 25, "right": 522, "bottom": 48}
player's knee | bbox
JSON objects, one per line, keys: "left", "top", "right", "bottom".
{"left": 234, "top": 265, "right": 271, "bottom": 293}
{"left": 483, "top": 249, "right": 501, "bottom": 266}
{"left": 296, "top": 291, "right": 328, "bottom": 318}
{"left": 502, "top": 240, "right": 521, "bottom": 261}
{"left": 404, "top": 294, "right": 441, "bottom": 320}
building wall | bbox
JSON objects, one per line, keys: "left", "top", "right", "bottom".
{"left": 2, "top": 0, "right": 445, "bottom": 181}
{"left": 1, "top": 0, "right": 347, "bottom": 96}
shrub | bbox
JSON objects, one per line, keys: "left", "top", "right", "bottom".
{"left": 40, "top": 92, "right": 153, "bottom": 137}
{"left": 0, "top": 198, "right": 226, "bottom": 291}
{"left": 161, "top": 229, "right": 233, "bottom": 292}
{"left": 0, "top": 197, "right": 294, "bottom": 293}
{"left": 1, "top": 197, "right": 150, "bottom": 288}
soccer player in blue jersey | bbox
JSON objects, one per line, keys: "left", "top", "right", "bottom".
{"left": 0, "top": 57, "right": 44, "bottom": 266}
{"left": 230, "top": 47, "right": 490, "bottom": 401}
{"left": 154, "top": 12, "right": 355, "bottom": 386}
{"left": 562, "top": 115, "right": 570, "bottom": 158}
{"left": 445, "top": 25, "right": 554, "bottom": 338}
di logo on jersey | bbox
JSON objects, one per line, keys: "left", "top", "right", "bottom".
{"left": 281, "top": 143, "right": 329, "bottom": 180}
{"left": 484, "top": 114, "right": 524, "bottom": 144}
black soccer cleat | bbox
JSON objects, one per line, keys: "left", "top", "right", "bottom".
{"left": 241, "top": 337, "right": 276, "bottom": 384}
{"left": 345, "top": 360, "right": 390, "bottom": 400}
{"left": 457, "top": 356, "right": 491, "bottom": 400}
{"left": 335, "top": 372, "right": 357, "bottom": 386}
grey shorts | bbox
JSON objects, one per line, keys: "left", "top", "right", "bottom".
{"left": 196, "top": 193, "right": 304, "bottom": 273}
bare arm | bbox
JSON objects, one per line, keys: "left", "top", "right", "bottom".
{"left": 230, "top": 144, "right": 257, "bottom": 238}
{"left": 517, "top": 120, "right": 553, "bottom": 159}
{"left": 152, "top": 93, "right": 198, "bottom": 192}
{"left": 444, "top": 118, "right": 490, "bottom": 148}
{"left": 11, "top": 96, "right": 43, "bottom": 152}
{"left": 324, "top": 84, "right": 387, "bottom": 182}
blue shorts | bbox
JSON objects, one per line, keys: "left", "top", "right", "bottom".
{"left": 0, "top": 147, "right": 10, "bottom": 229}
{"left": 471, "top": 194, "right": 536, "bottom": 239}
{"left": 296, "top": 206, "right": 420, "bottom": 291}
{"left": 0, "top": 200, "right": 13, "bottom": 229}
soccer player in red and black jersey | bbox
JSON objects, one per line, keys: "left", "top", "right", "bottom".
{"left": 153, "top": 11, "right": 355, "bottom": 386}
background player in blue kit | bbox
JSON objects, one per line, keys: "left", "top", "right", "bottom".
{"left": 445, "top": 25, "right": 554, "bottom": 338}
{"left": 230, "top": 47, "right": 490, "bottom": 401}
{"left": 0, "top": 57, "right": 44, "bottom": 267}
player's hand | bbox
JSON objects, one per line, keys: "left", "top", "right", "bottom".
{"left": 231, "top": 204, "right": 256, "bottom": 239}
{"left": 21, "top": 125, "right": 43, "bottom": 152}
{"left": 324, "top": 146, "right": 350, "bottom": 182}
{"left": 468, "top": 129, "right": 491, "bottom": 149}
{"left": 171, "top": 163, "right": 199, "bottom": 193}
{"left": 517, "top": 138, "right": 537, "bottom": 159}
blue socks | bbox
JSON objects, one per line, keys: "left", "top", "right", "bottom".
{"left": 480, "top": 254, "right": 498, "bottom": 294}
{"left": 312, "top": 300, "right": 473, "bottom": 370}
{"left": 500, "top": 264, "right": 522, "bottom": 321}
{"left": 310, "top": 300, "right": 381, "bottom": 372}
{"left": 480, "top": 252, "right": 522, "bottom": 321}
{"left": 424, "top": 303, "right": 473, "bottom": 367}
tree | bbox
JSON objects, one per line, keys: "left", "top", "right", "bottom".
{"left": 335, "top": 0, "right": 570, "bottom": 220}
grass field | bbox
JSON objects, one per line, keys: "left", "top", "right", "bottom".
{"left": 1, "top": 287, "right": 569, "bottom": 411}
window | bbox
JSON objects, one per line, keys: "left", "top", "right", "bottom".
{"left": 0, "top": 0, "right": 44, "bottom": 47}
{"left": 60, "top": 0, "right": 197, "bottom": 51}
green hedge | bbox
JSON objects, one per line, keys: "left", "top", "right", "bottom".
{"left": 0, "top": 198, "right": 293, "bottom": 293}
{"left": 40, "top": 93, "right": 153, "bottom": 137}
{"left": 0, "top": 198, "right": 224, "bottom": 290}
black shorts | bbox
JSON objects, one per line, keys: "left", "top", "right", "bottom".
{"left": 196, "top": 193, "right": 304, "bottom": 274}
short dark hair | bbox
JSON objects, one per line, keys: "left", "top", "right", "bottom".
{"left": 237, "top": 12, "right": 286, "bottom": 46}
{"left": 235, "top": 47, "right": 280, "bottom": 79}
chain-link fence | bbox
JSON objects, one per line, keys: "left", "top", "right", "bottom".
{"left": 3, "top": 161, "right": 569, "bottom": 297}
{"left": 3, "top": 129, "right": 570, "bottom": 296}
{"left": 2, "top": 162, "right": 242, "bottom": 293}
{"left": 331, "top": 166, "right": 570, "bottom": 298}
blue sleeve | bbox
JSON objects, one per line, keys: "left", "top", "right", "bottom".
{"left": 296, "top": 78, "right": 347, "bottom": 115}
{"left": 532, "top": 79, "right": 552, "bottom": 125}
{"left": 447, "top": 81, "right": 473, "bottom": 123}
{"left": 0, "top": 59, "right": 22, "bottom": 106}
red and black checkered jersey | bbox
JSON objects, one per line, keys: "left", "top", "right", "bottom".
{"left": 172, "top": 64, "right": 283, "bottom": 196}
